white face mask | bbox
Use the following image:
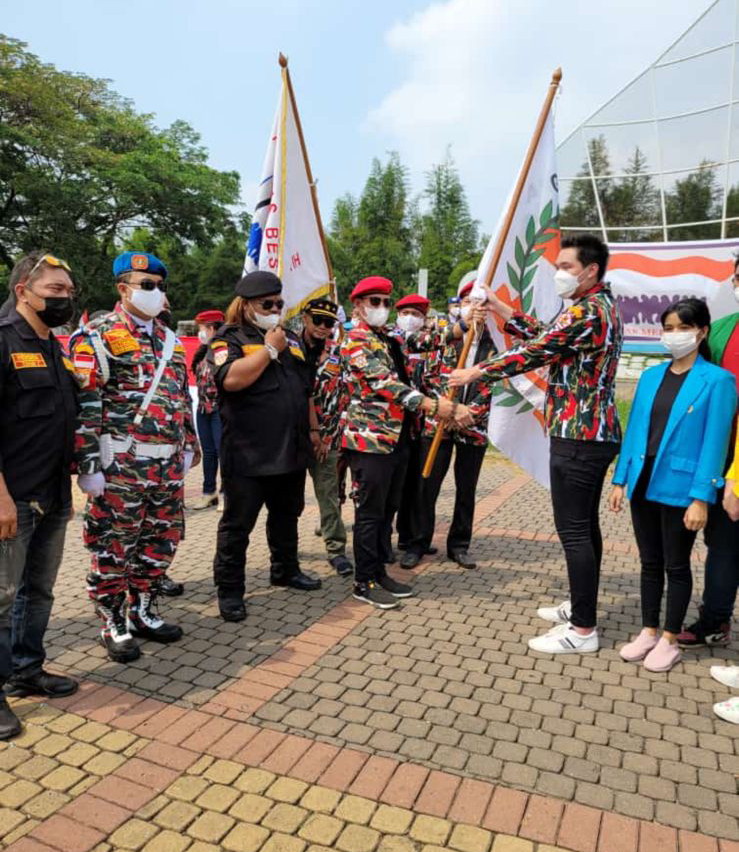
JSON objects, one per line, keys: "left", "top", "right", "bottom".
{"left": 396, "top": 314, "right": 424, "bottom": 334}
{"left": 129, "top": 286, "right": 165, "bottom": 318}
{"left": 734, "top": 286, "right": 739, "bottom": 304}
{"left": 553, "top": 269, "right": 581, "bottom": 299}
{"left": 252, "top": 311, "right": 281, "bottom": 331}
{"left": 460, "top": 305, "right": 472, "bottom": 322}
{"left": 198, "top": 329, "right": 210, "bottom": 345}
{"left": 660, "top": 330, "right": 700, "bottom": 359}
{"left": 449, "top": 306, "right": 461, "bottom": 318}
{"left": 364, "top": 306, "right": 389, "bottom": 327}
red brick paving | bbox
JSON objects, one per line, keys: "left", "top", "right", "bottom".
{"left": 520, "top": 794, "right": 565, "bottom": 845}
{"left": 317, "top": 747, "right": 369, "bottom": 790}
{"left": 347, "top": 755, "right": 398, "bottom": 800}
{"left": 679, "top": 832, "right": 720, "bottom": 852}
{"left": 30, "top": 814, "right": 105, "bottom": 852}
{"left": 379, "top": 763, "right": 430, "bottom": 809}
{"left": 415, "top": 769, "right": 462, "bottom": 818}
{"left": 86, "top": 775, "right": 157, "bottom": 811}
{"left": 447, "top": 777, "right": 494, "bottom": 825}
{"left": 114, "top": 757, "right": 180, "bottom": 792}
{"left": 557, "top": 803, "right": 603, "bottom": 852}
{"left": 288, "top": 741, "right": 342, "bottom": 783}
{"left": 637, "top": 821, "right": 678, "bottom": 852}
{"left": 483, "top": 786, "right": 528, "bottom": 835}
{"left": 599, "top": 813, "right": 640, "bottom": 852}
{"left": 59, "top": 793, "right": 132, "bottom": 833}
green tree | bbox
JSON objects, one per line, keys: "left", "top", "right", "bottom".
{"left": 665, "top": 162, "right": 722, "bottom": 241}
{"left": 560, "top": 135, "right": 611, "bottom": 232}
{"left": 0, "top": 36, "right": 239, "bottom": 307}
{"left": 608, "top": 147, "right": 662, "bottom": 242}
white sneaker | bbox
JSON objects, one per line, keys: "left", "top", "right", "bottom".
{"left": 710, "top": 665, "right": 739, "bottom": 689}
{"left": 217, "top": 494, "right": 224, "bottom": 513}
{"left": 537, "top": 600, "right": 572, "bottom": 624}
{"left": 191, "top": 493, "right": 218, "bottom": 511}
{"left": 714, "top": 696, "right": 739, "bottom": 724}
{"left": 528, "top": 624, "right": 599, "bottom": 654}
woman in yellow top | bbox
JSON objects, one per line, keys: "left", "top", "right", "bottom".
{"left": 712, "top": 420, "right": 739, "bottom": 725}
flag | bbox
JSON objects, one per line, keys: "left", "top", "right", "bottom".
{"left": 245, "top": 63, "right": 332, "bottom": 320}
{"left": 471, "top": 112, "right": 561, "bottom": 488}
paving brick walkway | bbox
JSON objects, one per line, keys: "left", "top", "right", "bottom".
{"left": 0, "top": 456, "right": 736, "bottom": 852}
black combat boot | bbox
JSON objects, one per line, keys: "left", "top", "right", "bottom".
{"left": 97, "top": 593, "right": 141, "bottom": 663}
{"left": 128, "top": 589, "right": 183, "bottom": 643}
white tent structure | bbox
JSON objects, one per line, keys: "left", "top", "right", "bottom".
{"left": 558, "top": 0, "right": 739, "bottom": 242}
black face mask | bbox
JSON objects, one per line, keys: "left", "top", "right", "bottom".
{"left": 35, "top": 296, "right": 75, "bottom": 328}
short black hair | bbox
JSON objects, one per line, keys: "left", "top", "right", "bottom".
{"left": 8, "top": 250, "right": 64, "bottom": 304}
{"left": 661, "top": 297, "right": 712, "bottom": 360}
{"left": 560, "top": 234, "right": 609, "bottom": 281}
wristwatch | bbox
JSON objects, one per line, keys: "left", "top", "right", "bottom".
{"left": 265, "top": 343, "right": 279, "bottom": 360}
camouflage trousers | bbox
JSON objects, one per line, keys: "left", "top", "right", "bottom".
{"left": 83, "top": 453, "right": 185, "bottom": 603}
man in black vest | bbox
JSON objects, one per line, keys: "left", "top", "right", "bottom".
{"left": 209, "top": 272, "right": 321, "bottom": 622}
{"left": 0, "top": 251, "right": 79, "bottom": 739}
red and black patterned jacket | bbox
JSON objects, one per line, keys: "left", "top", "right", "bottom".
{"left": 477, "top": 282, "right": 622, "bottom": 443}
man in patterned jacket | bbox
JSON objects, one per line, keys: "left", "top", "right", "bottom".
{"left": 71, "top": 252, "right": 199, "bottom": 663}
{"left": 451, "top": 234, "right": 622, "bottom": 655}
{"left": 341, "top": 276, "right": 468, "bottom": 609}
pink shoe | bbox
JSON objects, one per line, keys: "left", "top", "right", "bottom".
{"left": 620, "top": 628, "right": 659, "bottom": 662}
{"left": 643, "top": 637, "right": 682, "bottom": 672}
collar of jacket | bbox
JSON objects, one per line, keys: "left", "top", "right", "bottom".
{"left": 113, "top": 301, "right": 166, "bottom": 340}
{"left": 575, "top": 281, "right": 609, "bottom": 302}
{"left": 5, "top": 306, "right": 49, "bottom": 341}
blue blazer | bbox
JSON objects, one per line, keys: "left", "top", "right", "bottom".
{"left": 612, "top": 355, "right": 737, "bottom": 507}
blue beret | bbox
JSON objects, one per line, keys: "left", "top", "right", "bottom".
{"left": 113, "top": 252, "right": 168, "bottom": 279}
{"left": 448, "top": 296, "right": 461, "bottom": 304}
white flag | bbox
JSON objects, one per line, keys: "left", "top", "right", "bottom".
{"left": 245, "top": 67, "right": 332, "bottom": 319}
{"left": 473, "top": 112, "right": 562, "bottom": 488}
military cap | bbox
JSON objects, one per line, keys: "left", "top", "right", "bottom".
{"left": 395, "top": 294, "right": 430, "bottom": 314}
{"left": 235, "top": 271, "right": 282, "bottom": 299}
{"left": 350, "top": 276, "right": 393, "bottom": 300}
{"left": 304, "top": 298, "right": 339, "bottom": 320}
{"left": 113, "top": 252, "right": 168, "bottom": 279}
{"left": 194, "top": 309, "right": 225, "bottom": 324}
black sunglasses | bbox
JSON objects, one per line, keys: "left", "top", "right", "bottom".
{"left": 368, "top": 296, "right": 391, "bottom": 308}
{"left": 136, "top": 278, "right": 168, "bottom": 293}
{"left": 310, "top": 314, "right": 337, "bottom": 329}
{"left": 260, "top": 298, "right": 284, "bottom": 311}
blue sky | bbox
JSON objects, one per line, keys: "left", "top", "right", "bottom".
{"left": 3, "top": 0, "right": 711, "bottom": 233}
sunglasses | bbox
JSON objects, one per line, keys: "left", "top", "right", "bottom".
{"left": 28, "top": 254, "right": 72, "bottom": 278}
{"left": 310, "top": 314, "right": 337, "bottom": 329}
{"left": 260, "top": 298, "right": 284, "bottom": 311}
{"left": 367, "top": 296, "right": 391, "bottom": 308}
{"left": 133, "top": 278, "right": 168, "bottom": 293}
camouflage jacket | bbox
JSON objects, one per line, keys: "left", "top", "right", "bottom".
{"left": 340, "top": 320, "right": 424, "bottom": 454}
{"left": 70, "top": 304, "right": 197, "bottom": 474}
{"left": 478, "top": 283, "right": 622, "bottom": 443}
{"left": 311, "top": 341, "right": 348, "bottom": 450}
{"left": 195, "top": 354, "right": 219, "bottom": 415}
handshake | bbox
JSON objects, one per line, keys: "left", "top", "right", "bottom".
{"left": 421, "top": 396, "right": 475, "bottom": 428}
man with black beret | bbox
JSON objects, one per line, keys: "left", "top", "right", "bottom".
{"left": 209, "top": 271, "right": 321, "bottom": 622}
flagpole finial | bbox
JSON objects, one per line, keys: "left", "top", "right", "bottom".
{"left": 552, "top": 67, "right": 562, "bottom": 85}
{"left": 279, "top": 53, "right": 288, "bottom": 68}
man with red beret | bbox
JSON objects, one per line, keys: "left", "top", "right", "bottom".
{"left": 341, "top": 277, "right": 466, "bottom": 609}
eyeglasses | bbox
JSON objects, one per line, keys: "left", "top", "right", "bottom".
{"left": 28, "top": 254, "right": 72, "bottom": 279}
{"left": 368, "top": 296, "right": 391, "bottom": 308}
{"left": 260, "top": 298, "right": 284, "bottom": 311}
{"left": 133, "top": 278, "right": 168, "bottom": 293}
{"left": 310, "top": 314, "right": 337, "bottom": 329}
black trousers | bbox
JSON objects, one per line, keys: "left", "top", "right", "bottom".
{"left": 408, "top": 437, "right": 487, "bottom": 555}
{"left": 213, "top": 469, "right": 306, "bottom": 597}
{"left": 549, "top": 438, "right": 619, "bottom": 628}
{"left": 630, "top": 458, "right": 696, "bottom": 634}
{"left": 347, "top": 444, "right": 410, "bottom": 584}
{"left": 395, "top": 437, "right": 422, "bottom": 547}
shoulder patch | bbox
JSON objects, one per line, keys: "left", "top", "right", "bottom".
{"left": 289, "top": 345, "right": 305, "bottom": 361}
{"left": 213, "top": 348, "right": 229, "bottom": 367}
{"left": 211, "top": 340, "right": 228, "bottom": 350}
{"left": 242, "top": 344, "right": 264, "bottom": 355}
{"left": 104, "top": 328, "right": 140, "bottom": 355}
{"left": 11, "top": 352, "right": 46, "bottom": 370}
{"left": 62, "top": 356, "right": 75, "bottom": 373}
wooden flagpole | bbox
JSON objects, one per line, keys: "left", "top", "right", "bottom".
{"left": 421, "top": 67, "right": 562, "bottom": 479}
{"left": 278, "top": 53, "right": 337, "bottom": 304}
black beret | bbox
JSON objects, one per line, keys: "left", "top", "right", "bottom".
{"left": 235, "top": 271, "right": 282, "bottom": 299}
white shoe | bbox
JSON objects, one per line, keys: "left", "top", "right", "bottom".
{"left": 537, "top": 600, "right": 572, "bottom": 624}
{"left": 714, "top": 696, "right": 739, "bottom": 724}
{"left": 528, "top": 624, "right": 598, "bottom": 654}
{"left": 191, "top": 493, "right": 218, "bottom": 511}
{"left": 710, "top": 665, "right": 739, "bottom": 689}
{"left": 217, "top": 494, "right": 224, "bottom": 513}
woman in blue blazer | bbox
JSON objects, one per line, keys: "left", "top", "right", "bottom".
{"left": 609, "top": 298, "right": 736, "bottom": 672}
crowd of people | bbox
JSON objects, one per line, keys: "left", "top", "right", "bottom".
{"left": 0, "top": 232, "right": 737, "bottom": 742}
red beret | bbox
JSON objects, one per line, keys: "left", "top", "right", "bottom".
{"left": 395, "top": 294, "right": 430, "bottom": 313}
{"left": 194, "top": 310, "right": 225, "bottom": 324}
{"left": 458, "top": 281, "right": 475, "bottom": 299}
{"left": 350, "top": 276, "right": 393, "bottom": 300}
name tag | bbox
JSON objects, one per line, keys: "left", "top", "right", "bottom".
{"left": 12, "top": 352, "right": 46, "bottom": 369}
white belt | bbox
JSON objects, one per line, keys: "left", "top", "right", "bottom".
{"left": 103, "top": 435, "right": 179, "bottom": 461}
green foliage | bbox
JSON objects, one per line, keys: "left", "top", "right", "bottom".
{"left": 665, "top": 162, "right": 722, "bottom": 241}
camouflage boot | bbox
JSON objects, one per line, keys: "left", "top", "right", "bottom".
{"left": 96, "top": 593, "right": 141, "bottom": 663}
{"left": 127, "top": 589, "right": 183, "bottom": 644}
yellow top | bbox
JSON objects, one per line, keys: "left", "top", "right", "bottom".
{"left": 727, "top": 422, "right": 739, "bottom": 498}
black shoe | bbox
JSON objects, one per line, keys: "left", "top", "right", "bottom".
{"left": 383, "top": 550, "right": 397, "bottom": 565}
{"left": 400, "top": 550, "right": 421, "bottom": 570}
{"left": 128, "top": 592, "right": 183, "bottom": 643}
{"left": 329, "top": 555, "right": 354, "bottom": 577}
{"left": 448, "top": 549, "right": 477, "bottom": 569}
{"left": 377, "top": 575, "right": 414, "bottom": 598}
{"left": 271, "top": 571, "right": 322, "bottom": 591}
{"left": 425, "top": 546, "right": 438, "bottom": 555}
{"left": 96, "top": 595, "right": 141, "bottom": 663}
{"left": 5, "top": 671, "right": 78, "bottom": 698}
{"left": 352, "top": 581, "right": 399, "bottom": 609}
{"left": 218, "top": 597, "right": 246, "bottom": 622}
{"left": 160, "top": 576, "right": 184, "bottom": 597}
{"left": 397, "top": 542, "right": 408, "bottom": 551}
{"left": 0, "top": 698, "right": 22, "bottom": 740}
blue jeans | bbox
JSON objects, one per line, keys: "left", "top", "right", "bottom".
{"left": 196, "top": 410, "right": 222, "bottom": 495}
{"left": 701, "top": 500, "right": 739, "bottom": 628}
{"left": 0, "top": 500, "right": 71, "bottom": 685}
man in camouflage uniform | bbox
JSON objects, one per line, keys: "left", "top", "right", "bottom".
{"left": 301, "top": 298, "right": 353, "bottom": 577}
{"left": 72, "top": 252, "right": 199, "bottom": 663}
{"left": 341, "top": 276, "right": 469, "bottom": 609}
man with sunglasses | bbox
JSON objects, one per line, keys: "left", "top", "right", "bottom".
{"left": 71, "top": 252, "right": 199, "bottom": 663}
{"left": 301, "top": 298, "right": 353, "bottom": 578}
{"left": 209, "top": 271, "right": 321, "bottom": 623}
{"left": 341, "top": 277, "right": 462, "bottom": 609}
{"left": 0, "top": 251, "right": 79, "bottom": 737}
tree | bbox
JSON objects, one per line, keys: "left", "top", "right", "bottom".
{"left": 560, "top": 135, "right": 611, "bottom": 232}
{"left": 0, "top": 36, "right": 240, "bottom": 307}
{"left": 608, "top": 147, "right": 661, "bottom": 242}
{"left": 415, "top": 150, "right": 480, "bottom": 301}
{"left": 665, "top": 162, "right": 722, "bottom": 241}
